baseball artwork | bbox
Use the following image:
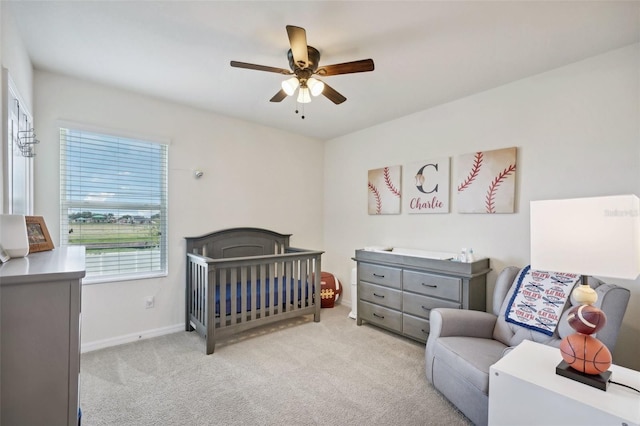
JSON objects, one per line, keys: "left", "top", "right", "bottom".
{"left": 368, "top": 165, "right": 401, "bottom": 215}
{"left": 404, "top": 158, "right": 450, "bottom": 214}
{"left": 456, "top": 147, "right": 517, "bottom": 213}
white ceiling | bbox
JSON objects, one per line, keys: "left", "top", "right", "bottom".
{"left": 7, "top": 1, "right": 640, "bottom": 141}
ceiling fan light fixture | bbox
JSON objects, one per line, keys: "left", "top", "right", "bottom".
{"left": 307, "top": 78, "right": 325, "bottom": 97}
{"left": 281, "top": 77, "right": 299, "bottom": 96}
{"left": 297, "top": 87, "right": 311, "bottom": 103}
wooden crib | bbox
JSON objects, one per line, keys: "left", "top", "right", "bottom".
{"left": 185, "top": 227, "right": 323, "bottom": 354}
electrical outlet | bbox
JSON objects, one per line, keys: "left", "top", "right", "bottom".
{"left": 145, "top": 296, "right": 155, "bottom": 309}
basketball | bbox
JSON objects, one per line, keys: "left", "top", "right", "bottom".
{"left": 567, "top": 305, "right": 607, "bottom": 335}
{"left": 560, "top": 333, "right": 612, "bottom": 375}
{"left": 320, "top": 272, "right": 342, "bottom": 308}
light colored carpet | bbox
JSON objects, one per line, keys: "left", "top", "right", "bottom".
{"left": 80, "top": 305, "right": 471, "bottom": 425}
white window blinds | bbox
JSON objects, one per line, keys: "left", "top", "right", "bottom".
{"left": 60, "top": 127, "right": 168, "bottom": 283}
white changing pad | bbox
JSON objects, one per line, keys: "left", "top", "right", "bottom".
{"left": 390, "top": 247, "right": 456, "bottom": 260}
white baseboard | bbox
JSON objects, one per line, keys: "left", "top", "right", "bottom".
{"left": 81, "top": 323, "right": 184, "bottom": 353}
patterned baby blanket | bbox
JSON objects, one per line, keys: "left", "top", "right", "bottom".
{"left": 505, "top": 266, "right": 580, "bottom": 336}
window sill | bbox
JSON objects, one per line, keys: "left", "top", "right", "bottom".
{"left": 81, "top": 271, "right": 168, "bottom": 285}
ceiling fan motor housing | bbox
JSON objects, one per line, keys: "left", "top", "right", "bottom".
{"left": 288, "top": 46, "right": 320, "bottom": 73}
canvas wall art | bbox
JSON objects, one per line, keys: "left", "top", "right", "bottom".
{"left": 368, "top": 165, "right": 401, "bottom": 215}
{"left": 457, "top": 147, "right": 517, "bottom": 213}
{"left": 404, "top": 157, "right": 450, "bottom": 214}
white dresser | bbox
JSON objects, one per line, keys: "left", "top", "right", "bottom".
{"left": 0, "top": 247, "right": 86, "bottom": 426}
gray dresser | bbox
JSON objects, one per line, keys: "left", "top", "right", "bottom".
{"left": 0, "top": 246, "right": 86, "bottom": 426}
{"left": 354, "top": 249, "right": 490, "bottom": 342}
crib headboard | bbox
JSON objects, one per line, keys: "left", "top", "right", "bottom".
{"left": 185, "top": 227, "right": 292, "bottom": 259}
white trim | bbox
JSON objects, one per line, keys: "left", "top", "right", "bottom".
{"left": 4, "top": 70, "right": 35, "bottom": 214}
{"left": 81, "top": 323, "right": 183, "bottom": 353}
{"left": 81, "top": 270, "right": 168, "bottom": 285}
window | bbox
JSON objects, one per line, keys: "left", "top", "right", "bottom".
{"left": 60, "top": 127, "right": 168, "bottom": 283}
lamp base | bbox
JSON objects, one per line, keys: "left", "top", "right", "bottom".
{"left": 556, "top": 361, "right": 611, "bottom": 391}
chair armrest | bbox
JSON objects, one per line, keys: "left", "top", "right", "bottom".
{"left": 429, "top": 308, "right": 498, "bottom": 339}
{"left": 425, "top": 308, "right": 498, "bottom": 385}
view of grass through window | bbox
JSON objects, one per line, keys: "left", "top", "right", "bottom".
{"left": 67, "top": 211, "right": 161, "bottom": 252}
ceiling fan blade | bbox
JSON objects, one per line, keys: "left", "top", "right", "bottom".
{"left": 230, "top": 61, "right": 292, "bottom": 75}
{"left": 321, "top": 82, "right": 347, "bottom": 105}
{"left": 286, "top": 25, "right": 309, "bottom": 68}
{"left": 316, "top": 59, "right": 375, "bottom": 76}
{"left": 270, "top": 89, "right": 288, "bottom": 103}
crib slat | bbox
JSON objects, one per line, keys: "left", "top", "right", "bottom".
{"left": 301, "top": 259, "right": 308, "bottom": 308}
{"left": 230, "top": 268, "right": 238, "bottom": 325}
{"left": 268, "top": 262, "right": 275, "bottom": 317}
{"left": 240, "top": 266, "right": 248, "bottom": 323}
{"left": 281, "top": 260, "right": 287, "bottom": 312}
{"left": 251, "top": 265, "right": 259, "bottom": 321}
{"left": 220, "top": 268, "right": 227, "bottom": 328}
{"left": 290, "top": 260, "right": 298, "bottom": 311}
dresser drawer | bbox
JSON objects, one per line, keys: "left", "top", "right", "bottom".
{"left": 403, "top": 270, "right": 461, "bottom": 301}
{"left": 403, "top": 293, "right": 460, "bottom": 319}
{"left": 359, "top": 263, "right": 401, "bottom": 289}
{"left": 359, "top": 301, "right": 402, "bottom": 333}
{"left": 359, "top": 282, "right": 402, "bottom": 310}
{"left": 403, "top": 313, "right": 430, "bottom": 342}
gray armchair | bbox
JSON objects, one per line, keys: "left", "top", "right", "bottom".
{"left": 425, "top": 266, "right": 630, "bottom": 426}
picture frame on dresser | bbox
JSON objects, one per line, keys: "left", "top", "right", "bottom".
{"left": 25, "top": 215, "right": 54, "bottom": 253}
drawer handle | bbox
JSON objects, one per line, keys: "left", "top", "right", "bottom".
{"left": 373, "top": 273, "right": 385, "bottom": 278}
{"left": 421, "top": 306, "right": 431, "bottom": 311}
{"left": 373, "top": 293, "right": 385, "bottom": 298}
{"left": 421, "top": 329, "right": 429, "bottom": 334}
{"left": 373, "top": 313, "right": 385, "bottom": 319}
{"left": 422, "top": 283, "right": 437, "bottom": 288}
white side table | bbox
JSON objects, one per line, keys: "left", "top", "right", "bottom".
{"left": 489, "top": 340, "right": 640, "bottom": 426}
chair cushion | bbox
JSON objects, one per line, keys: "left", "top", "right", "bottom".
{"left": 434, "top": 336, "right": 508, "bottom": 395}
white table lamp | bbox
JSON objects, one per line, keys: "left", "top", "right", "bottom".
{"left": 0, "top": 214, "right": 30, "bottom": 258}
{"left": 530, "top": 194, "right": 639, "bottom": 390}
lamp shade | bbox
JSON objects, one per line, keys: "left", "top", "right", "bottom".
{"left": 281, "top": 77, "right": 299, "bottom": 96}
{"left": 530, "top": 194, "right": 640, "bottom": 280}
{"left": 307, "top": 78, "right": 325, "bottom": 97}
{"left": 297, "top": 87, "right": 311, "bottom": 103}
{"left": 0, "top": 214, "right": 30, "bottom": 257}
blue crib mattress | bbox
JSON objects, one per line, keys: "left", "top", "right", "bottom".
{"left": 215, "top": 278, "right": 313, "bottom": 315}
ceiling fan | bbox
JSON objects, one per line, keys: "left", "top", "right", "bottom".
{"left": 230, "top": 25, "right": 374, "bottom": 107}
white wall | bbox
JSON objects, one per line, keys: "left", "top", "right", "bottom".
{"left": 323, "top": 44, "right": 640, "bottom": 370}
{"left": 33, "top": 71, "right": 325, "bottom": 350}
{"left": 1, "top": 3, "right": 33, "bottom": 214}
{"left": 1, "top": 4, "right": 33, "bottom": 112}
